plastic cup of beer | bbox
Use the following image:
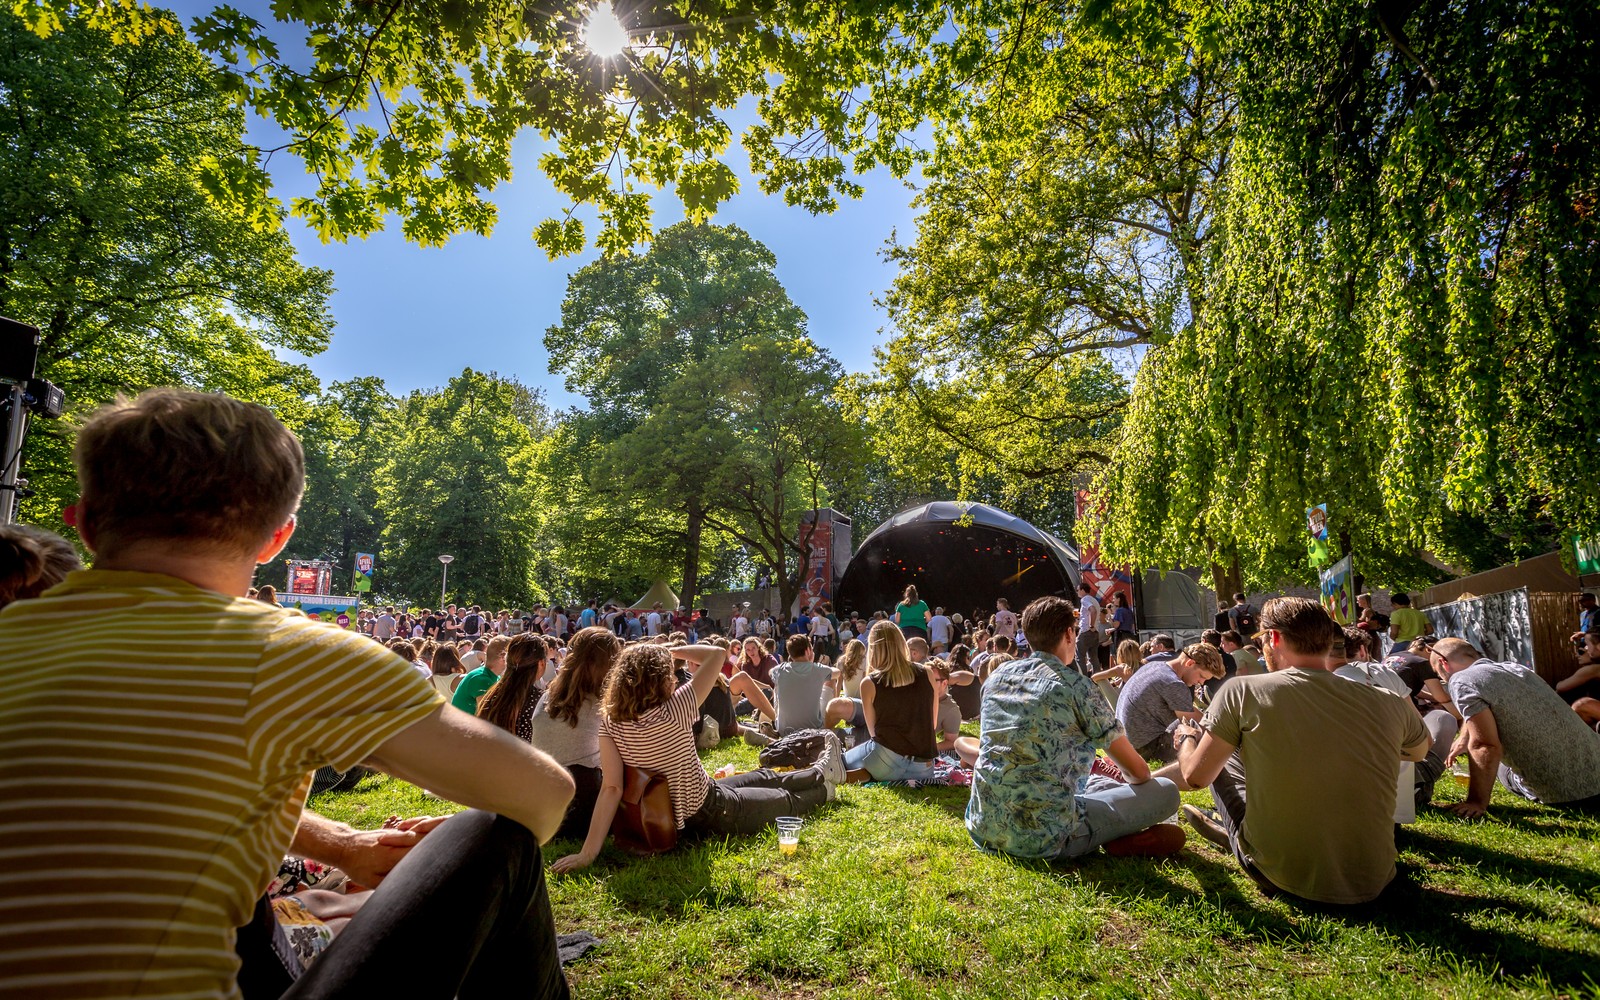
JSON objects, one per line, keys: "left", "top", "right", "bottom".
{"left": 775, "top": 816, "right": 802, "bottom": 855}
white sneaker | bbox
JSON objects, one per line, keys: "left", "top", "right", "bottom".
{"left": 816, "top": 730, "right": 847, "bottom": 796}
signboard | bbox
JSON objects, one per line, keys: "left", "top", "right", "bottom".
{"left": 798, "top": 518, "right": 833, "bottom": 615}
{"left": 1319, "top": 555, "right": 1355, "bottom": 624}
{"left": 276, "top": 593, "right": 361, "bottom": 628}
{"left": 353, "top": 552, "right": 375, "bottom": 593}
{"left": 1075, "top": 491, "right": 1137, "bottom": 613}
{"left": 1306, "top": 503, "right": 1332, "bottom": 567}
{"left": 287, "top": 561, "right": 333, "bottom": 596}
{"left": 1575, "top": 533, "right": 1600, "bottom": 577}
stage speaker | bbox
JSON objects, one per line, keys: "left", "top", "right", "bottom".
{"left": 0, "top": 317, "right": 41, "bottom": 385}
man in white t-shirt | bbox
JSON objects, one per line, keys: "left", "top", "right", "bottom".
{"left": 928, "top": 607, "right": 953, "bottom": 652}
{"left": 1075, "top": 583, "right": 1102, "bottom": 676}
{"left": 645, "top": 603, "right": 663, "bottom": 636}
{"left": 753, "top": 610, "right": 772, "bottom": 639}
{"left": 732, "top": 609, "right": 750, "bottom": 639}
{"left": 992, "top": 598, "right": 1018, "bottom": 641}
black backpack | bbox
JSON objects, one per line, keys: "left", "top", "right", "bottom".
{"left": 1233, "top": 605, "right": 1256, "bottom": 634}
{"left": 758, "top": 729, "right": 830, "bottom": 770}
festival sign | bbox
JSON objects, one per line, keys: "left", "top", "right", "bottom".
{"left": 1075, "top": 490, "right": 1136, "bottom": 611}
{"left": 1306, "top": 503, "right": 1332, "bottom": 567}
{"left": 353, "top": 552, "right": 375, "bottom": 593}
{"left": 1574, "top": 533, "right": 1600, "bottom": 577}
{"left": 1319, "top": 554, "right": 1355, "bottom": 624}
{"left": 798, "top": 518, "right": 833, "bottom": 615}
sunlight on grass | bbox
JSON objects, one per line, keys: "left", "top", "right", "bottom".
{"left": 310, "top": 743, "right": 1600, "bottom": 999}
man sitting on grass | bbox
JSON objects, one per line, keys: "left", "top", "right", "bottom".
{"left": 966, "top": 596, "right": 1184, "bottom": 860}
{"left": 0, "top": 389, "right": 576, "bottom": 999}
{"left": 1176, "top": 597, "right": 1430, "bottom": 905}
{"left": 1429, "top": 637, "right": 1600, "bottom": 815}
{"left": 1116, "top": 642, "right": 1225, "bottom": 764}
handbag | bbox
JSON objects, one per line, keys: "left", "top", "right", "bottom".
{"left": 610, "top": 764, "right": 679, "bottom": 855}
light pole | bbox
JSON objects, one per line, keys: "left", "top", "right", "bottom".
{"left": 438, "top": 554, "right": 454, "bottom": 608}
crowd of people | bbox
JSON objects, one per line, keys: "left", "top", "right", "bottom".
{"left": 1, "top": 387, "right": 1598, "bottom": 999}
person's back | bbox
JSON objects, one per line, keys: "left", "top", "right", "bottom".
{"left": 769, "top": 658, "right": 830, "bottom": 734}
{"left": 1116, "top": 661, "right": 1195, "bottom": 755}
{"left": 1205, "top": 668, "right": 1422, "bottom": 903}
{"left": 871, "top": 665, "right": 935, "bottom": 760}
{"left": 1447, "top": 658, "right": 1600, "bottom": 804}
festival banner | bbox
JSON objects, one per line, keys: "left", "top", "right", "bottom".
{"left": 353, "top": 552, "right": 375, "bottom": 594}
{"left": 1574, "top": 533, "right": 1600, "bottom": 577}
{"left": 797, "top": 519, "right": 833, "bottom": 615}
{"left": 1075, "top": 490, "right": 1136, "bottom": 611}
{"left": 1319, "top": 554, "right": 1355, "bottom": 624}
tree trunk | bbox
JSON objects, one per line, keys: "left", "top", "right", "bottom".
{"left": 1209, "top": 556, "right": 1242, "bottom": 613}
{"left": 681, "top": 504, "right": 703, "bottom": 611}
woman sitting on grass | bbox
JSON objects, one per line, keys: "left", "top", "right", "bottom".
{"left": 481, "top": 628, "right": 619, "bottom": 840}
{"left": 843, "top": 622, "right": 938, "bottom": 783}
{"left": 824, "top": 637, "right": 870, "bottom": 732}
{"left": 1091, "top": 639, "right": 1145, "bottom": 707}
{"left": 428, "top": 642, "right": 467, "bottom": 697}
{"left": 551, "top": 643, "right": 842, "bottom": 874}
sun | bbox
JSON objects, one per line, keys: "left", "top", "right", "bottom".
{"left": 583, "top": 2, "right": 630, "bottom": 58}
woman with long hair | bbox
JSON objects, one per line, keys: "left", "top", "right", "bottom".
{"left": 551, "top": 642, "right": 840, "bottom": 873}
{"left": 842, "top": 621, "right": 937, "bottom": 782}
{"left": 946, "top": 644, "right": 983, "bottom": 720}
{"left": 488, "top": 627, "right": 620, "bottom": 842}
{"left": 1091, "top": 639, "right": 1145, "bottom": 708}
{"left": 475, "top": 634, "right": 549, "bottom": 735}
{"left": 893, "top": 585, "right": 930, "bottom": 641}
{"left": 824, "top": 638, "right": 869, "bottom": 731}
{"left": 255, "top": 584, "right": 277, "bottom": 606}
{"left": 428, "top": 642, "right": 467, "bottom": 697}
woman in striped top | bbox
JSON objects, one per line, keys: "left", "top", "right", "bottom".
{"left": 551, "top": 643, "right": 842, "bottom": 873}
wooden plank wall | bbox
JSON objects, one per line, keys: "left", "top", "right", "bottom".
{"left": 1529, "top": 592, "right": 1581, "bottom": 686}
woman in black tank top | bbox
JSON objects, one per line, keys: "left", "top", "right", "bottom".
{"left": 843, "top": 621, "right": 937, "bottom": 782}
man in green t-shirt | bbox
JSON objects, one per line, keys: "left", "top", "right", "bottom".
{"left": 1387, "top": 593, "right": 1430, "bottom": 646}
{"left": 452, "top": 635, "right": 510, "bottom": 713}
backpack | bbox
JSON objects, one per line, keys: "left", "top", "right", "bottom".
{"left": 758, "top": 728, "right": 830, "bottom": 770}
{"left": 463, "top": 613, "right": 482, "bottom": 634}
{"left": 1233, "top": 605, "right": 1256, "bottom": 634}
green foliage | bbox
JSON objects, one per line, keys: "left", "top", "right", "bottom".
{"left": 0, "top": 10, "right": 332, "bottom": 526}
{"left": 282, "top": 378, "right": 397, "bottom": 570}
{"left": 546, "top": 222, "right": 861, "bottom": 611}
{"left": 373, "top": 369, "right": 546, "bottom": 608}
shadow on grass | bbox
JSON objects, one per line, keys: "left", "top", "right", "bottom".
{"left": 1069, "top": 830, "right": 1599, "bottom": 991}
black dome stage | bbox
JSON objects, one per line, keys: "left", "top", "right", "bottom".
{"left": 834, "top": 502, "right": 1082, "bottom": 619}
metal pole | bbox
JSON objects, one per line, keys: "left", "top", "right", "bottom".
{"left": 440, "top": 561, "right": 448, "bottom": 608}
{"left": 0, "top": 384, "right": 28, "bottom": 526}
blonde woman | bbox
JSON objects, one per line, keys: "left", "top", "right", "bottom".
{"left": 843, "top": 621, "right": 937, "bottom": 782}
{"left": 824, "top": 638, "right": 869, "bottom": 729}
{"left": 1091, "top": 639, "right": 1144, "bottom": 708}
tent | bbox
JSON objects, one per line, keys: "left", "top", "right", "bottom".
{"left": 632, "top": 579, "right": 680, "bottom": 611}
{"left": 834, "top": 502, "right": 1082, "bottom": 618}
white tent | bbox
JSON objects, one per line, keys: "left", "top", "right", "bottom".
{"left": 632, "top": 580, "right": 680, "bottom": 611}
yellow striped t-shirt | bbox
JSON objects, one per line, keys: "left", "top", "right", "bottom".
{"left": 0, "top": 570, "right": 444, "bottom": 999}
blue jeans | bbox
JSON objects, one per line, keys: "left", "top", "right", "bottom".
{"left": 844, "top": 739, "right": 935, "bottom": 781}
{"left": 1062, "top": 775, "right": 1180, "bottom": 858}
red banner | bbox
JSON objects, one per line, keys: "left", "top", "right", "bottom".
{"left": 1075, "top": 490, "right": 1136, "bottom": 611}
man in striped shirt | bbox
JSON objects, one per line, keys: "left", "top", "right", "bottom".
{"left": 0, "top": 389, "right": 575, "bottom": 1000}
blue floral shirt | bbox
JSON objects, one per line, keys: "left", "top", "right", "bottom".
{"left": 965, "top": 651, "right": 1124, "bottom": 858}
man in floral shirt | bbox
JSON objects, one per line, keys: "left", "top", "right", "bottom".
{"left": 966, "top": 596, "right": 1183, "bottom": 859}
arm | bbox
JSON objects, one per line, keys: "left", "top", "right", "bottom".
{"left": 1555, "top": 662, "right": 1600, "bottom": 693}
{"left": 289, "top": 809, "right": 447, "bottom": 889}
{"left": 948, "top": 670, "right": 976, "bottom": 686}
{"left": 676, "top": 644, "right": 728, "bottom": 705}
{"left": 861, "top": 677, "right": 877, "bottom": 736}
{"left": 551, "top": 732, "right": 625, "bottom": 874}
{"left": 1104, "top": 734, "right": 1152, "bottom": 784}
{"left": 1451, "top": 708, "right": 1503, "bottom": 819}
{"left": 1175, "top": 722, "right": 1237, "bottom": 790}
{"left": 364, "top": 704, "right": 575, "bottom": 844}
{"left": 1421, "top": 677, "right": 1461, "bottom": 720}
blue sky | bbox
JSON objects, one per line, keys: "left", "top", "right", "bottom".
{"left": 171, "top": 3, "right": 926, "bottom": 409}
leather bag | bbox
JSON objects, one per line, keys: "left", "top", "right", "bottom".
{"left": 610, "top": 764, "right": 679, "bottom": 855}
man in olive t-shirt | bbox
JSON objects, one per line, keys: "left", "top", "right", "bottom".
{"left": 1388, "top": 593, "right": 1430, "bottom": 645}
{"left": 1176, "top": 597, "right": 1430, "bottom": 905}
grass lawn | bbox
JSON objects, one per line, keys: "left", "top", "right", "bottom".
{"left": 310, "top": 739, "right": 1600, "bottom": 999}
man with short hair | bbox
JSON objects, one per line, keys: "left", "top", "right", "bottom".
{"left": 767, "top": 634, "right": 834, "bottom": 735}
{"left": 1116, "top": 643, "right": 1225, "bottom": 763}
{"left": 373, "top": 605, "right": 397, "bottom": 640}
{"left": 461, "top": 604, "right": 485, "bottom": 638}
{"left": 578, "top": 599, "right": 598, "bottom": 631}
{"left": 645, "top": 602, "right": 663, "bottom": 636}
{"left": 928, "top": 606, "right": 953, "bottom": 653}
{"left": 0, "top": 389, "right": 574, "bottom": 997}
{"left": 967, "top": 596, "right": 1184, "bottom": 860}
{"left": 1177, "top": 598, "right": 1430, "bottom": 904}
{"left": 452, "top": 634, "right": 512, "bottom": 714}
{"left": 1388, "top": 592, "right": 1430, "bottom": 646}
{"left": 906, "top": 635, "right": 931, "bottom": 663}
{"left": 1220, "top": 630, "right": 1263, "bottom": 675}
{"left": 1143, "top": 634, "right": 1178, "bottom": 663}
{"left": 1572, "top": 593, "right": 1600, "bottom": 641}
{"left": 1228, "top": 593, "right": 1257, "bottom": 636}
{"left": 1075, "top": 582, "right": 1103, "bottom": 676}
{"left": 1430, "top": 637, "right": 1600, "bottom": 815}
